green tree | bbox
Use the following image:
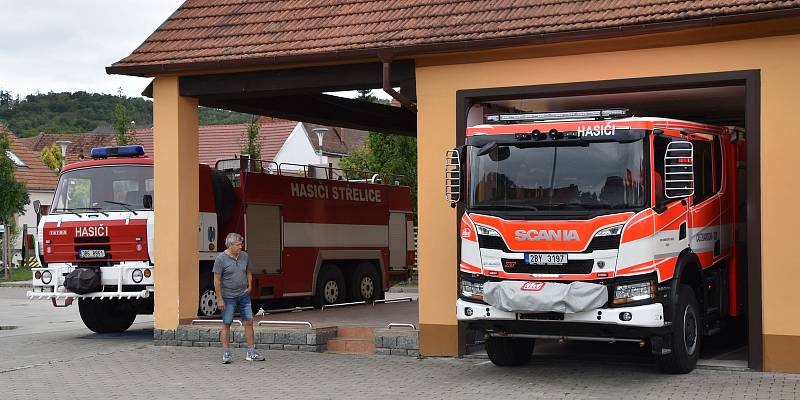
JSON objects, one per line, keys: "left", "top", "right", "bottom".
{"left": 40, "top": 143, "right": 64, "bottom": 171}
{"left": 341, "top": 90, "right": 417, "bottom": 219}
{"left": 241, "top": 117, "right": 262, "bottom": 160}
{"left": 112, "top": 91, "right": 140, "bottom": 146}
{"left": 340, "top": 132, "right": 417, "bottom": 219}
{"left": 0, "top": 129, "right": 30, "bottom": 278}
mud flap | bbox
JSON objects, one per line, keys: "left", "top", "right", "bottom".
{"left": 483, "top": 281, "right": 608, "bottom": 313}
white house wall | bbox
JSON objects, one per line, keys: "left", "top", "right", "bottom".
{"left": 272, "top": 123, "right": 339, "bottom": 173}
{"left": 10, "top": 190, "right": 52, "bottom": 262}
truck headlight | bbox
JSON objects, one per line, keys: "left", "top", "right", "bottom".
{"left": 41, "top": 270, "right": 52, "bottom": 285}
{"left": 613, "top": 280, "right": 656, "bottom": 305}
{"left": 460, "top": 279, "right": 484, "bottom": 301}
{"left": 595, "top": 224, "right": 624, "bottom": 237}
{"left": 475, "top": 224, "right": 501, "bottom": 237}
{"left": 131, "top": 269, "right": 144, "bottom": 283}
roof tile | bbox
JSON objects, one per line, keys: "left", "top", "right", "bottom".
{"left": 111, "top": 0, "right": 800, "bottom": 72}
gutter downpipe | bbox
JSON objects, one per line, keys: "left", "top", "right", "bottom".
{"left": 379, "top": 53, "right": 417, "bottom": 113}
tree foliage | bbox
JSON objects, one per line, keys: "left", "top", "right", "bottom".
{"left": 111, "top": 97, "right": 140, "bottom": 146}
{"left": 0, "top": 90, "right": 252, "bottom": 137}
{"left": 241, "top": 117, "right": 262, "bottom": 160}
{"left": 0, "top": 128, "right": 30, "bottom": 274}
{"left": 40, "top": 143, "right": 64, "bottom": 171}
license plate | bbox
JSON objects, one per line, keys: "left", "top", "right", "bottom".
{"left": 79, "top": 250, "right": 105, "bottom": 259}
{"left": 525, "top": 253, "right": 567, "bottom": 265}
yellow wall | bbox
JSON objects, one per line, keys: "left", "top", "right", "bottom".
{"left": 416, "top": 33, "right": 800, "bottom": 371}
{"left": 152, "top": 76, "right": 200, "bottom": 329}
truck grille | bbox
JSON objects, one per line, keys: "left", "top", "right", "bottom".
{"left": 501, "top": 259, "right": 593, "bottom": 274}
{"left": 74, "top": 236, "right": 110, "bottom": 243}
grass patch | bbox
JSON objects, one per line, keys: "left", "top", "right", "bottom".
{"left": 2, "top": 266, "right": 32, "bottom": 282}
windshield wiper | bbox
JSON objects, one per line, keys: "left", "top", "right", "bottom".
{"left": 52, "top": 208, "right": 83, "bottom": 218}
{"left": 103, "top": 201, "right": 138, "bottom": 216}
{"left": 471, "top": 204, "right": 539, "bottom": 211}
{"left": 75, "top": 207, "right": 109, "bottom": 217}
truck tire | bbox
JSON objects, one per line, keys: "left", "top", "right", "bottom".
{"left": 198, "top": 286, "right": 219, "bottom": 317}
{"left": 78, "top": 298, "right": 137, "bottom": 333}
{"left": 486, "top": 336, "right": 535, "bottom": 366}
{"left": 312, "top": 264, "right": 346, "bottom": 308}
{"left": 349, "top": 262, "right": 380, "bottom": 302}
{"left": 656, "top": 284, "right": 700, "bottom": 374}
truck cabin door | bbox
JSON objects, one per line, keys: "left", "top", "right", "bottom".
{"left": 652, "top": 133, "right": 691, "bottom": 280}
{"left": 389, "top": 212, "right": 408, "bottom": 270}
{"left": 688, "top": 134, "right": 723, "bottom": 269}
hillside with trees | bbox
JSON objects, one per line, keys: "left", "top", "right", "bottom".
{"left": 0, "top": 90, "right": 252, "bottom": 137}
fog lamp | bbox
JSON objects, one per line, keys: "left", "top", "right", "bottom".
{"left": 619, "top": 312, "right": 632, "bottom": 321}
{"left": 464, "top": 307, "right": 474, "bottom": 317}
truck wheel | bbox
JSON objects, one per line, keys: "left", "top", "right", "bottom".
{"left": 198, "top": 287, "right": 219, "bottom": 317}
{"left": 350, "top": 262, "right": 380, "bottom": 302}
{"left": 313, "top": 265, "right": 346, "bottom": 308}
{"left": 486, "top": 336, "right": 535, "bottom": 366}
{"left": 78, "top": 298, "right": 137, "bottom": 333}
{"left": 656, "top": 284, "right": 700, "bottom": 374}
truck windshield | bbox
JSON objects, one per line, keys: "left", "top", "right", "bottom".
{"left": 469, "top": 139, "right": 647, "bottom": 211}
{"left": 51, "top": 165, "right": 154, "bottom": 213}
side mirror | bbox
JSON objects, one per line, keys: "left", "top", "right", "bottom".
{"left": 445, "top": 148, "right": 461, "bottom": 206}
{"left": 142, "top": 194, "right": 153, "bottom": 209}
{"left": 33, "top": 200, "right": 41, "bottom": 215}
{"left": 664, "top": 141, "right": 694, "bottom": 199}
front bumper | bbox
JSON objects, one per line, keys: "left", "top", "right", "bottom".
{"left": 456, "top": 298, "right": 665, "bottom": 328}
{"left": 27, "top": 263, "right": 154, "bottom": 300}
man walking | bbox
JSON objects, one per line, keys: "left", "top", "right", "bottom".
{"left": 213, "top": 232, "right": 265, "bottom": 363}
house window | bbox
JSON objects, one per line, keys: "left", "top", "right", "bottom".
{"left": 5, "top": 150, "right": 27, "bottom": 168}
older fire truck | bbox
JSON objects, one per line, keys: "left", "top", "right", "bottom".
{"left": 447, "top": 109, "right": 745, "bottom": 373}
{"left": 28, "top": 146, "right": 414, "bottom": 333}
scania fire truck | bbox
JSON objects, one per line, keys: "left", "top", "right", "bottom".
{"left": 446, "top": 109, "right": 745, "bottom": 373}
{"left": 28, "top": 146, "right": 414, "bottom": 333}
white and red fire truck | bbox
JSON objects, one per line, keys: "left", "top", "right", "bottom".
{"left": 28, "top": 146, "right": 414, "bottom": 333}
{"left": 447, "top": 109, "right": 745, "bottom": 373}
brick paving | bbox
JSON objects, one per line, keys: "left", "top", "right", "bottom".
{"left": 2, "top": 327, "right": 800, "bottom": 399}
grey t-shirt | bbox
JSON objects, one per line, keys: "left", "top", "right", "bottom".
{"left": 212, "top": 251, "right": 250, "bottom": 298}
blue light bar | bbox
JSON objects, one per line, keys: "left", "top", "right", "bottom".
{"left": 90, "top": 146, "right": 145, "bottom": 159}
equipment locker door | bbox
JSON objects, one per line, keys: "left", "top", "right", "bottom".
{"left": 389, "top": 212, "right": 407, "bottom": 270}
{"left": 245, "top": 203, "right": 282, "bottom": 275}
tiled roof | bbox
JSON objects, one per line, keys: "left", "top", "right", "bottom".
{"left": 22, "top": 121, "right": 367, "bottom": 169}
{"left": 1, "top": 125, "right": 59, "bottom": 191}
{"left": 302, "top": 123, "right": 369, "bottom": 156}
{"left": 133, "top": 120, "right": 297, "bottom": 165}
{"left": 23, "top": 132, "right": 118, "bottom": 164}
{"left": 110, "top": 0, "right": 800, "bottom": 74}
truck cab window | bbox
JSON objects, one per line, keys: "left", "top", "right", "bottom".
{"left": 692, "top": 138, "right": 714, "bottom": 205}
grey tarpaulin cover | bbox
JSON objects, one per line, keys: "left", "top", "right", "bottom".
{"left": 483, "top": 281, "right": 608, "bottom": 314}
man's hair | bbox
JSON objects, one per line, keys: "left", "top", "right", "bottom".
{"left": 225, "top": 233, "right": 244, "bottom": 247}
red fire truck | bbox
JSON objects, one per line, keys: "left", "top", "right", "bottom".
{"left": 447, "top": 109, "right": 745, "bottom": 373}
{"left": 28, "top": 146, "right": 414, "bottom": 333}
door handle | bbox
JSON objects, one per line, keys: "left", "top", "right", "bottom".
{"left": 679, "top": 223, "right": 687, "bottom": 240}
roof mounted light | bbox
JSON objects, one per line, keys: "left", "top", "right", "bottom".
{"left": 485, "top": 109, "right": 629, "bottom": 123}
{"left": 90, "top": 146, "right": 145, "bottom": 159}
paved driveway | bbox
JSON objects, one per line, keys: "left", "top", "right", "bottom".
{"left": 1, "top": 287, "right": 798, "bottom": 399}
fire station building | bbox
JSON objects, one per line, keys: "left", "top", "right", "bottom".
{"left": 109, "top": 1, "right": 800, "bottom": 372}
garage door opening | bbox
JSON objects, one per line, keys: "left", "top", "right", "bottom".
{"left": 455, "top": 71, "right": 761, "bottom": 370}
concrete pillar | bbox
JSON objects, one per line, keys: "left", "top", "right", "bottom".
{"left": 152, "top": 76, "right": 199, "bottom": 329}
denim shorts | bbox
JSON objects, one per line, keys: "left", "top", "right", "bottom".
{"left": 221, "top": 292, "right": 253, "bottom": 325}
